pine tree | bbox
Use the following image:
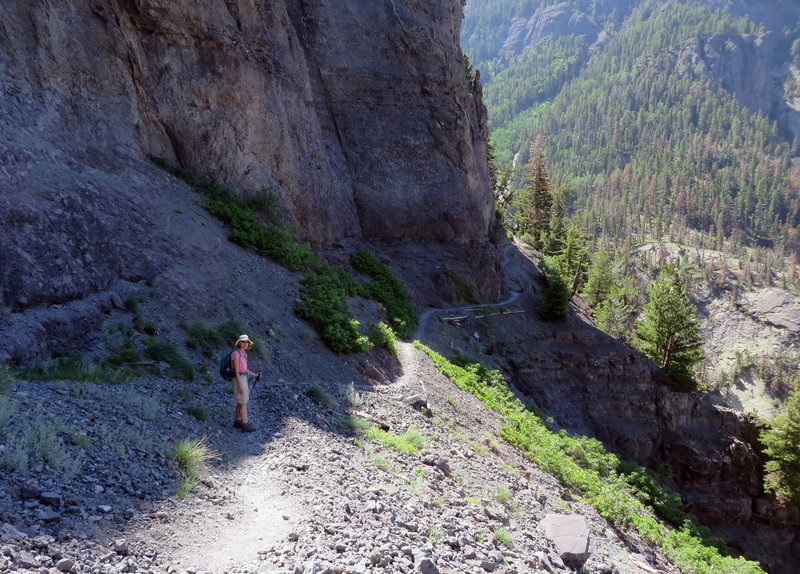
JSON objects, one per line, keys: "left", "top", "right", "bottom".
{"left": 514, "top": 137, "right": 553, "bottom": 250}
{"left": 635, "top": 265, "right": 704, "bottom": 388}
{"left": 581, "top": 249, "right": 614, "bottom": 308}
{"left": 760, "top": 377, "right": 800, "bottom": 503}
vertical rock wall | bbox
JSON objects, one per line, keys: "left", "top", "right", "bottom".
{"left": 0, "top": 0, "right": 493, "bottom": 309}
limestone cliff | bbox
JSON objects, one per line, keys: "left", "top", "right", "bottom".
{"left": 0, "top": 0, "right": 494, "bottom": 311}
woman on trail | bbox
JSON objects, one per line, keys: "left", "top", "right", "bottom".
{"left": 231, "top": 334, "right": 262, "bottom": 433}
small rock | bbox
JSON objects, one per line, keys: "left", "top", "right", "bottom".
{"left": 19, "top": 481, "right": 42, "bottom": 500}
{"left": 114, "top": 539, "right": 129, "bottom": 555}
{"left": 97, "top": 505, "right": 112, "bottom": 514}
{"left": 418, "top": 558, "right": 441, "bottom": 574}
{"left": 39, "top": 492, "right": 62, "bottom": 509}
{"left": 14, "top": 550, "right": 38, "bottom": 569}
{"left": 538, "top": 514, "right": 590, "bottom": 566}
{"left": 37, "top": 510, "right": 61, "bottom": 524}
{"left": 56, "top": 558, "right": 75, "bottom": 572}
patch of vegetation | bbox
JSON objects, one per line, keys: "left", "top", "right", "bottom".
{"left": 415, "top": 342, "right": 764, "bottom": 574}
{"left": 71, "top": 433, "right": 92, "bottom": 449}
{"left": 306, "top": 383, "right": 338, "bottom": 407}
{"left": 443, "top": 266, "right": 479, "bottom": 304}
{"left": 760, "top": 378, "right": 800, "bottom": 503}
{"left": 295, "top": 267, "right": 371, "bottom": 354}
{"left": 495, "top": 485, "right": 512, "bottom": 505}
{"left": 144, "top": 340, "right": 195, "bottom": 381}
{"left": 152, "top": 158, "right": 416, "bottom": 355}
{"left": 368, "top": 426, "right": 426, "bottom": 453}
{"left": 21, "top": 356, "right": 139, "bottom": 384}
{"left": 351, "top": 248, "right": 418, "bottom": 339}
{"left": 0, "top": 364, "right": 16, "bottom": 394}
{"left": 340, "top": 415, "right": 372, "bottom": 436}
{"left": 185, "top": 406, "right": 209, "bottom": 422}
{"left": 538, "top": 255, "right": 570, "bottom": 322}
{"left": 0, "top": 413, "right": 80, "bottom": 475}
{"left": 368, "top": 322, "right": 398, "bottom": 357}
{"left": 168, "top": 437, "right": 217, "bottom": 499}
{"left": 371, "top": 452, "right": 392, "bottom": 472}
{"left": 337, "top": 382, "right": 363, "bottom": 407}
{"left": 493, "top": 527, "right": 515, "bottom": 549}
{"left": 183, "top": 318, "right": 266, "bottom": 358}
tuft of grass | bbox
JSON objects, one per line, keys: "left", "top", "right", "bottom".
{"left": 368, "top": 426, "right": 426, "bottom": 453}
{"left": 496, "top": 485, "right": 512, "bottom": 505}
{"left": 341, "top": 415, "right": 372, "bottom": 436}
{"left": 371, "top": 453, "right": 392, "bottom": 472}
{"left": 169, "top": 437, "right": 218, "bottom": 495}
{"left": 144, "top": 340, "right": 194, "bottom": 381}
{"left": 72, "top": 433, "right": 92, "bottom": 449}
{"left": 493, "top": 527, "right": 515, "bottom": 549}
{"left": 306, "top": 383, "right": 339, "bottom": 407}
{"left": 185, "top": 406, "right": 209, "bottom": 422}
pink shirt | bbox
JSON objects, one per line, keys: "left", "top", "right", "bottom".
{"left": 231, "top": 349, "right": 248, "bottom": 374}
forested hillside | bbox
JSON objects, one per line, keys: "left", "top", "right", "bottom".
{"left": 463, "top": 0, "right": 800, "bottom": 257}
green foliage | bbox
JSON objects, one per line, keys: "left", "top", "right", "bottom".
{"left": 495, "top": 485, "right": 511, "bottom": 504}
{"left": 465, "top": 2, "right": 800, "bottom": 258}
{"left": 514, "top": 140, "right": 553, "bottom": 250}
{"left": 443, "top": 267, "right": 479, "bottom": 304}
{"left": 368, "top": 322, "right": 398, "bottom": 358}
{"left": 295, "top": 266, "right": 370, "bottom": 353}
{"left": 0, "top": 364, "right": 16, "bottom": 394}
{"left": 581, "top": 250, "right": 615, "bottom": 308}
{"left": 183, "top": 318, "right": 266, "bottom": 358}
{"left": 169, "top": 437, "right": 217, "bottom": 482}
{"left": 22, "top": 356, "right": 139, "bottom": 384}
{"left": 144, "top": 340, "right": 195, "bottom": 381}
{"left": 368, "top": 426, "right": 426, "bottom": 453}
{"left": 351, "top": 249, "right": 418, "bottom": 339}
{"left": 760, "top": 378, "right": 800, "bottom": 502}
{"left": 415, "top": 341, "right": 764, "bottom": 574}
{"left": 538, "top": 256, "right": 570, "bottom": 322}
{"left": 305, "top": 383, "right": 339, "bottom": 407}
{"left": 185, "top": 406, "right": 209, "bottom": 422}
{"left": 635, "top": 265, "right": 704, "bottom": 387}
{"left": 492, "top": 527, "right": 515, "bottom": 549}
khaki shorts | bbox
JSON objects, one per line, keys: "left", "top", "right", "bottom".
{"left": 232, "top": 374, "right": 249, "bottom": 404}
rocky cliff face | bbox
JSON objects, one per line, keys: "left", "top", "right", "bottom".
{"left": 0, "top": 0, "right": 494, "bottom": 312}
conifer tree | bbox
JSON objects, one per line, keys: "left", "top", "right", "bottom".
{"left": 514, "top": 137, "right": 553, "bottom": 250}
{"left": 760, "top": 377, "right": 800, "bottom": 503}
{"left": 635, "top": 265, "right": 704, "bottom": 387}
{"left": 582, "top": 249, "right": 615, "bottom": 308}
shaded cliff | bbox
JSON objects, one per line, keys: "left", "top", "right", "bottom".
{"left": 0, "top": 0, "right": 494, "bottom": 312}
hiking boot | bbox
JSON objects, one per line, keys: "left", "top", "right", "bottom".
{"left": 240, "top": 422, "right": 256, "bottom": 433}
{"left": 233, "top": 420, "right": 243, "bottom": 429}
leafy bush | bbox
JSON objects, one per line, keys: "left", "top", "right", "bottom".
{"left": 493, "top": 527, "right": 515, "bottom": 549}
{"left": 369, "top": 322, "right": 398, "bottom": 357}
{"left": 144, "top": 340, "right": 195, "bottom": 381}
{"left": 351, "top": 249, "right": 418, "bottom": 339}
{"left": 184, "top": 318, "right": 266, "bottom": 358}
{"left": 495, "top": 485, "right": 511, "bottom": 504}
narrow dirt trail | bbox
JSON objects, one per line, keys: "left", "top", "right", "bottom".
{"left": 127, "top": 243, "right": 529, "bottom": 572}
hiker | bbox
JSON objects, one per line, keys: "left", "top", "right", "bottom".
{"left": 231, "top": 334, "right": 262, "bottom": 433}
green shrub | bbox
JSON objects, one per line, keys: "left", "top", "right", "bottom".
{"left": 338, "top": 382, "right": 363, "bottom": 407}
{"left": 369, "top": 322, "right": 398, "bottom": 357}
{"left": 72, "top": 433, "right": 92, "bottom": 449}
{"left": 341, "top": 415, "right": 372, "bottom": 436}
{"left": 351, "top": 249, "right": 418, "bottom": 339}
{"left": 443, "top": 266, "right": 479, "bottom": 304}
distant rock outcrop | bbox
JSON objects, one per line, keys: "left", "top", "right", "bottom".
{"left": 0, "top": 0, "right": 495, "bottom": 311}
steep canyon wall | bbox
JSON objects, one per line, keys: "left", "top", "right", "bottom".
{"left": 0, "top": 0, "right": 494, "bottom": 313}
